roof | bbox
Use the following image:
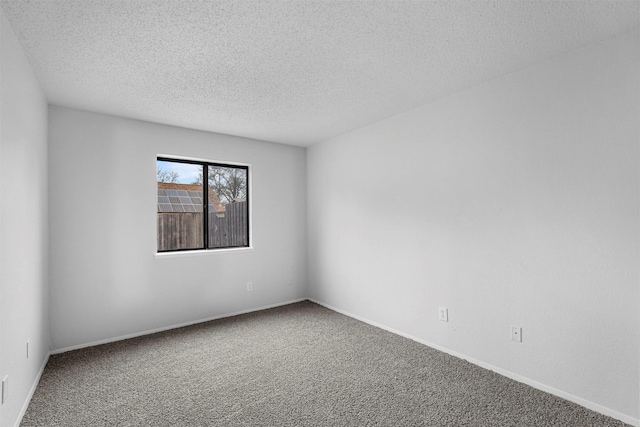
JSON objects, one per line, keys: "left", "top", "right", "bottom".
{"left": 157, "top": 182, "right": 225, "bottom": 213}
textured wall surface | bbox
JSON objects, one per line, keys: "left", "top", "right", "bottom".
{"left": 48, "top": 107, "right": 307, "bottom": 351}
{"left": 0, "top": 10, "right": 49, "bottom": 427}
{"left": 2, "top": 1, "right": 638, "bottom": 145}
{"left": 307, "top": 29, "right": 639, "bottom": 424}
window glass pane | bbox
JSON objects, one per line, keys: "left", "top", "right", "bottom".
{"left": 207, "top": 165, "right": 248, "bottom": 249}
{"left": 157, "top": 160, "right": 204, "bottom": 251}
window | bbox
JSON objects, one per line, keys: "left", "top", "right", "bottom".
{"left": 157, "top": 157, "right": 249, "bottom": 252}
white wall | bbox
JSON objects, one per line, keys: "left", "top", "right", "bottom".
{"left": 48, "top": 106, "right": 307, "bottom": 351}
{"left": 0, "top": 9, "right": 49, "bottom": 427}
{"left": 307, "top": 29, "right": 639, "bottom": 424}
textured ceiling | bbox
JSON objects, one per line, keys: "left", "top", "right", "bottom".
{"left": 2, "top": 1, "right": 639, "bottom": 146}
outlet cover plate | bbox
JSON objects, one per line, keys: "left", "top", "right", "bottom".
{"left": 438, "top": 307, "right": 448, "bottom": 322}
{"left": 511, "top": 325, "right": 522, "bottom": 342}
{"left": 2, "top": 375, "right": 7, "bottom": 404}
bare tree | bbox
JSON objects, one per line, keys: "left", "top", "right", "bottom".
{"left": 209, "top": 166, "right": 247, "bottom": 203}
{"left": 157, "top": 166, "right": 179, "bottom": 183}
{"left": 192, "top": 166, "right": 247, "bottom": 204}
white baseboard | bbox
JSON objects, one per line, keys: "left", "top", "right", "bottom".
{"left": 14, "top": 352, "right": 50, "bottom": 427}
{"left": 308, "top": 298, "right": 639, "bottom": 427}
{"left": 51, "top": 298, "right": 307, "bottom": 355}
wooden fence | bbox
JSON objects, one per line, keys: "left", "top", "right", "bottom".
{"left": 209, "top": 201, "right": 248, "bottom": 248}
{"left": 157, "top": 201, "right": 247, "bottom": 251}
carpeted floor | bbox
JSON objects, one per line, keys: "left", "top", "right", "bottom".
{"left": 21, "top": 301, "right": 628, "bottom": 426}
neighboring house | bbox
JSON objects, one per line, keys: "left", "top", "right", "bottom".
{"left": 157, "top": 182, "right": 248, "bottom": 250}
{"left": 157, "top": 182, "right": 226, "bottom": 215}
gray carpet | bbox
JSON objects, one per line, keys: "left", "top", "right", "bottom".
{"left": 21, "top": 301, "right": 628, "bottom": 426}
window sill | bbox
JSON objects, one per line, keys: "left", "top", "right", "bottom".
{"left": 155, "top": 246, "right": 253, "bottom": 259}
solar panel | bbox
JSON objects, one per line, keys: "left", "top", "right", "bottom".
{"left": 157, "top": 186, "right": 213, "bottom": 215}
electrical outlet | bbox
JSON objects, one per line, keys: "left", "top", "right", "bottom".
{"left": 438, "top": 307, "right": 448, "bottom": 322}
{"left": 27, "top": 340, "right": 30, "bottom": 359}
{"left": 511, "top": 325, "right": 522, "bottom": 342}
{"left": 2, "top": 375, "right": 8, "bottom": 405}
{"left": 246, "top": 282, "right": 253, "bottom": 292}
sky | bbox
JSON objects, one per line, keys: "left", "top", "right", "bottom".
{"left": 157, "top": 160, "right": 201, "bottom": 184}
